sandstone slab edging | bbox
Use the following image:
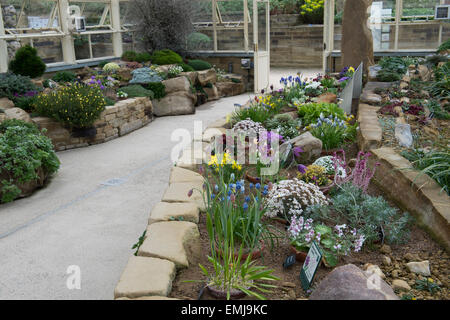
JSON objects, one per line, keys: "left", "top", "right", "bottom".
{"left": 138, "top": 221, "right": 201, "bottom": 269}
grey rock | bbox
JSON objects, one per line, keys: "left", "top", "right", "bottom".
{"left": 309, "top": 264, "right": 398, "bottom": 300}
{"left": 395, "top": 123, "right": 413, "bottom": 148}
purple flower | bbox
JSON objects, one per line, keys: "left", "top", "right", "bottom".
{"left": 293, "top": 147, "right": 304, "bottom": 157}
{"left": 338, "top": 76, "right": 350, "bottom": 83}
{"left": 297, "top": 164, "right": 307, "bottom": 174}
{"left": 187, "top": 189, "right": 193, "bottom": 197}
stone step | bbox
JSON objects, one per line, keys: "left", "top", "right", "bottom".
{"left": 138, "top": 221, "right": 200, "bottom": 269}
{"left": 114, "top": 256, "right": 176, "bottom": 299}
{"left": 148, "top": 202, "right": 200, "bottom": 224}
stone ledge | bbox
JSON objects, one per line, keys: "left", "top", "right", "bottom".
{"left": 148, "top": 202, "right": 200, "bottom": 224}
{"left": 175, "top": 142, "right": 211, "bottom": 171}
{"left": 369, "top": 147, "right": 450, "bottom": 252}
{"left": 169, "top": 166, "right": 204, "bottom": 184}
{"left": 114, "top": 256, "right": 176, "bottom": 299}
{"left": 162, "top": 181, "right": 205, "bottom": 212}
{"left": 357, "top": 103, "right": 382, "bottom": 152}
{"left": 138, "top": 221, "right": 200, "bottom": 268}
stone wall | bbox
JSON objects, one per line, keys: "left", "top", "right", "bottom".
{"left": 32, "top": 97, "right": 153, "bottom": 151}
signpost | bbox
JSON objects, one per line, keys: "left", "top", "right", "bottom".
{"left": 300, "top": 241, "right": 323, "bottom": 291}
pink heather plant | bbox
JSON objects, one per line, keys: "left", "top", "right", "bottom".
{"left": 332, "top": 150, "right": 380, "bottom": 193}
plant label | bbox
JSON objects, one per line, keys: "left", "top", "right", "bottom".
{"left": 283, "top": 254, "right": 296, "bottom": 269}
{"left": 300, "top": 241, "right": 322, "bottom": 291}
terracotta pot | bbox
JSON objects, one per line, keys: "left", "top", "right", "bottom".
{"left": 289, "top": 245, "right": 308, "bottom": 262}
{"left": 206, "top": 284, "right": 247, "bottom": 300}
{"left": 245, "top": 172, "right": 261, "bottom": 184}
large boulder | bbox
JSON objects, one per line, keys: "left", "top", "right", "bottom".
{"left": 290, "top": 131, "right": 322, "bottom": 163}
{"left": 0, "top": 97, "right": 15, "bottom": 110}
{"left": 342, "top": 0, "right": 374, "bottom": 75}
{"left": 204, "top": 85, "right": 219, "bottom": 101}
{"left": 4, "top": 107, "right": 32, "bottom": 123}
{"left": 152, "top": 92, "right": 196, "bottom": 117}
{"left": 309, "top": 264, "right": 399, "bottom": 300}
{"left": 162, "top": 76, "right": 191, "bottom": 95}
{"left": 180, "top": 71, "right": 198, "bottom": 85}
{"left": 197, "top": 69, "right": 217, "bottom": 86}
{"left": 216, "top": 81, "right": 246, "bottom": 97}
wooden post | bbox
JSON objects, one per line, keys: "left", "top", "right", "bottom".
{"left": 212, "top": 0, "right": 218, "bottom": 52}
{"left": 244, "top": 0, "right": 249, "bottom": 52}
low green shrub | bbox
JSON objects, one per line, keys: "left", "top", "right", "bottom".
{"left": 135, "top": 52, "right": 152, "bottom": 63}
{"left": 0, "top": 119, "right": 60, "bottom": 203}
{"left": 178, "top": 62, "right": 194, "bottom": 72}
{"left": 0, "top": 73, "right": 38, "bottom": 100}
{"left": 187, "top": 32, "right": 212, "bottom": 51}
{"left": 150, "top": 49, "right": 183, "bottom": 65}
{"left": 9, "top": 45, "right": 46, "bottom": 78}
{"left": 188, "top": 59, "right": 212, "bottom": 71}
{"left": 438, "top": 39, "right": 450, "bottom": 53}
{"left": 121, "top": 50, "right": 138, "bottom": 62}
{"left": 264, "top": 113, "right": 301, "bottom": 140}
{"left": 145, "top": 82, "right": 166, "bottom": 99}
{"left": 103, "top": 62, "right": 120, "bottom": 73}
{"left": 120, "top": 85, "right": 154, "bottom": 99}
{"left": 52, "top": 71, "right": 77, "bottom": 83}
{"left": 297, "top": 102, "right": 346, "bottom": 126}
{"left": 33, "top": 84, "right": 106, "bottom": 128}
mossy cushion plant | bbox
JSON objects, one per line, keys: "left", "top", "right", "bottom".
{"left": 150, "top": 49, "right": 183, "bottom": 65}
{"left": 0, "top": 119, "right": 60, "bottom": 203}
{"left": 178, "top": 62, "right": 194, "bottom": 72}
{"left": 121, "top": 50, "right": 138, "bottom": 62}
{"left": 188, "top": 59, "right": 212, "bottom": 71}
{"left": 52, "top": 71, "right": 77, "bottom": 83}
{"left": 145, "top": 82, "right": 166, "bottom": 100}
{"left": 120, "top": 85, "right": 154, "bottom": 99}
{"left": 9, "top": 45, "right": 46, "bottom": 78}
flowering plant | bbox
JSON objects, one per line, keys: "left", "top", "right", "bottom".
{"left": 332, "top": 150, "right": 379, "bottom": 193}
{"left": 264, "top": 178, "right": 329, "bottom": 219}
{"left": 117, "top": 90, "right": 128, "bottom": 99}
{"left": 207, "top": 152, "right": 243, "bottom": 183}
{"left": 289, "top": 216, "right": 365, "bottom": 267}
{"left": 313, "top": 156, "right": 346, "bottom": 177}
{"left": 297, "top": 164, "right": 331, "bottom": 186}
{"left": 168, "top": 65, "right": 183, "bottom": 78}
{"left": 309, "top": 114, "right": 352, "bottom": 150}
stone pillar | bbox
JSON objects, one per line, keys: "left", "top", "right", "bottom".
{"left": 342, "top": 0, "right": 374, "bottom": 75}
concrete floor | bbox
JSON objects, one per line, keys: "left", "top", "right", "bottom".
{"left": 0, "top": 68, "right": 311, "bottom": 300}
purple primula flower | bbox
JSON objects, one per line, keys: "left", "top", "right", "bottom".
{"left": 338, "top": 76, "right": 350, "bottom": 83}
{"left": 297, "top": 164, "right": 307, "bottom": 174}
{"left": 293, "top": 147, "right": 304, "bottom": 157}
{"left": 187, "top": 189, "right": 193, "bottom": 197}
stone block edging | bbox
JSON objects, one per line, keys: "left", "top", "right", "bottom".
{"left": 358, "top": 82, "right": 450, "bottom": 252}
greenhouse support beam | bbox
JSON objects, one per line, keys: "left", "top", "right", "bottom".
{"left": 244, "top": 0, "right": 249, "bottom": 52}
{"left": 0, "top": 6, "right": 7, "bottom": 73}
{"left": 58, "top": 0, "right": 76, "bottom": 64}
{"left": 111, "top": 0, "right": 123, "bottom": 58}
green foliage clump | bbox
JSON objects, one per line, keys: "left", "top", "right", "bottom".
{"left": 232, "top": 104, "right": 274, "bottom": 125}
{"left": 145, "top": 82, "right": 166, "bottom": 100}
{"left": 401, "top": 149, "right": 450, "bottom": 195}
{"left": 135, "top": 52, "right": 152, "bottom": 63}
{"left": 377, "top": 57, "right": 414, "bottom": 82}
{"left": 428, "top": 61, "right": 450, "bottom": 99}
{"left": 178, "top": 62, "right": 194, "bottom": 72}
{"left": 52, "top": 71, "right": 77, "bottom": 83}
{"left": 188, "top": 59, "right": 212, "bottom": 71}
{"left": 0, "top": 119, "right": 60, "bottom": 203}
{"left": 103, "top": 62, "right": 120, "bottom": 73}
{"left": 264, "top": 113, "right": 301, "bottom": 140}
{"left": 150, "top": 49, "right": 183, "bottom": 65}
{"left": 9, "top": 45, "right": 46, "bottom": 78}
{"left": 438, "top": 39, "right": 450, "bottom": 53}
{"left": 33, "top": 84, "right": 106, "bottom": 128}
{"left": 308, "top": 183, "right": 412, "bottom": 245}
{"left": 0, "top": 73, "right": 37, "bottom": 100}
{"left": 120, "top": 85, "right": 154, "bottom": 99}
{"left": 121, "top": 51, "right": 138, "bottom": 62}
{"left": 297, "top": 102, "right": 346, "bottom": 126}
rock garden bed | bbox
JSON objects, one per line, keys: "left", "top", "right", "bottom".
{"left": 116, "top": 66, "right": 449, "bottom": 301}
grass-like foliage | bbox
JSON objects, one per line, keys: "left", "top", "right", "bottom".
{"left": 120, "top": 85, "right": 154, "bottom": 99}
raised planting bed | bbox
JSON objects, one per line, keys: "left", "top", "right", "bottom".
{"left": 357, "top": 61, "right": 450, "bottom": 251}
{"left": 115, "top": 68, "right": 449, "bottom": 301}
